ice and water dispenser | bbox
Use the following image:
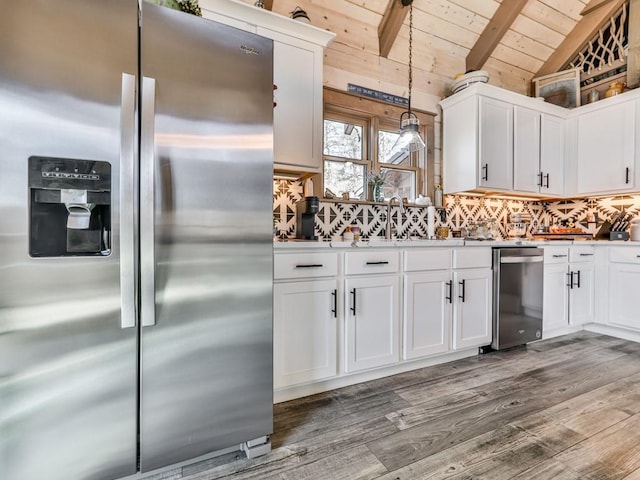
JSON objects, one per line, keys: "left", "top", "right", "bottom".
{"left": 28, "top": 156, "right": 111, "bottom": 257}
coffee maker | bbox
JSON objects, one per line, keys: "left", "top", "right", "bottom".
{"left": 28, "top": 156, "right": 111, "bottom": 257}
{"left": 295, "top": 196, "right": 319, "bottom": 240}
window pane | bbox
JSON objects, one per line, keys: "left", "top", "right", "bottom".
{"left": 381, "top": 168, "right": 415, "bottom": 201}
{"left": 324, "top": 160, "right": 366, "bottom": 199}
{"left": 379, "top": 130, "right": 411, "bottom": 166}
{"left": 323, "top": 120, "right": 363, "bottom": 160}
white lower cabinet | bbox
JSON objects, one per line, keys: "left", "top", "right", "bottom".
{"left": 608, "top": 248, "right": 640, "bottom": 330}
{"left": 345, "top": 274, "right": 400, "bottom": 372}
{"left": 403, "top": 270, "right": 452, "bottom": 359}
{"left": 273, "top": 279, "right": 338, "bottom": 389}
{"left": 543, "top": 246, "right": 595, "bottom": 336}
{"left": 452, "top": 268, "right": 492, "bottom": 350}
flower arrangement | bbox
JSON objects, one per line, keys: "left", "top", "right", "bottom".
{"left": 367, "top": 171, "right": 387, "bottom": 187}
{"left": 367, "top": 171, "right": 387, "bottom": 202}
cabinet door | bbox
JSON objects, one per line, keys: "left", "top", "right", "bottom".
{"left": 273, "top": 280, "right": 338, "bottom": 388}
{"left": 576, "top": 101, "right": 635, "bottom": 194}
{"left": 609, "top": 263, "right": 640, "bottom": 330}
{"left": 542, "top": 263, "right": 569, "bottom": 334}
{"left": 260, "top": 28, "right": 321, "bottom": 171}
{"left": 540, "top": 114, "right": 565, "bottom": 196}
{"left": 478, "top": 97, "right": 513, "bottom": 190}
{"left": 403, "top": 272, "right": 452, "bottom": 360}
{"left": 452, "top": 268, "right": 492, "bottom": 350}
{"left": 513, "top": 106, "right": 541, "bottom": 194}
{"left": 569, "top": 263, "right": 594, "bottom": 326}
{"left": 345, "top": 275, "right": 400, "bottom": 372}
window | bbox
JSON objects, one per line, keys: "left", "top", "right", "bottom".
{"left": 322, "top": 89, "right": 434, "bottom": 203}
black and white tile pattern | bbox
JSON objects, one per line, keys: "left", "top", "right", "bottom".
{"left": 273, "top": 179, "right": 640, "bottom": 240}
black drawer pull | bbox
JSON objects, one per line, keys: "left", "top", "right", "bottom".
{"left": 350, "top": 289, "right": 357, "bottom": 315}
{"left": 458, "top": 279, "right": 466, "bottom": 302}
{"left": 331, "top": 289, "right": 337, "bottom": 318}
{"left": 552, "top": 254, "right": 568, "bottom": 258}
{"left": 295, "top": 264, "right": 323, "bottom": 268}
{"left": 366, "top": 261, "right": 390, "bottom": 265}
{"left": 579, "top": 253, "right": 593, "bottom": 256}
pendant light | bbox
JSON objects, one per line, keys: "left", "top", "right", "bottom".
{"left": 392, "top": 0, "right": 426, "bottom": 153}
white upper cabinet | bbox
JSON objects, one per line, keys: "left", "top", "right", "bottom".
{"left": 479, "top": 97, "right": 513, "bottom": 190}
{"left": 514, "top": 108, "right": 565, "bottom": 196}
{"left": 200, "top": 0, "right": 335, "bottom": 173}
{"left": 441, "top": 91, "right": 513, "bottom": 194}
{"left": 576, "top": 100, "right": 636, "bottom": 195}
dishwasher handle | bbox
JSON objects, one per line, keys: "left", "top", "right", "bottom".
{"left": 500, "top": 256, "right": 543, "bottom": 264}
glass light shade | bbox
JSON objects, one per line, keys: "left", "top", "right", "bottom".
{"left": 392, "top": 115, "right": 425, "bottom": 152}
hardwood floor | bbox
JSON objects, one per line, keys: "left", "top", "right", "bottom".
{"left": 167, "top": 332, "right": 640, "bottom": 480}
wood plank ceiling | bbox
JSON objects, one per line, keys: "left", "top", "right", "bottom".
{"left": 241, "top": 0, "right": 627, "bottom": 99}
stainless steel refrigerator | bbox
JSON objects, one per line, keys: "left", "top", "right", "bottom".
{"left": 0, "top": 1, "right": 274, "bottom": 479}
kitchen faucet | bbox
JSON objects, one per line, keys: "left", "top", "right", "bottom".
{"left": 386, "top": 195, "right": 405, "bottom": 240}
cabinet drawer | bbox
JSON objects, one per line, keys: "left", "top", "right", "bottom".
{"left": 404, "top": 248, "right": 452, "bottom": 272}
{"left": 610, "top": 247, "right": 640, "bottom": 264}
{"left": 569, "top": 245, "right": 595, "bottom": 262}
{"left": 452, "top": 248, "right": 491, "bottom": 269}
{"left": 274, "top": 252, "right": 338, "bottom": 280}
{"left": 345, "top": 250, "right": 400, "bottom": 275}
{"left": 543, "top": 246, "right": 569, "bottom": 264}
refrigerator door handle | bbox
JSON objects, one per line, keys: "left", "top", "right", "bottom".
{"left": 140, "top": 76, "right": 156, "bottom": 327}
{"left": 120, "top": 73, "right": 137, "bottom": 329}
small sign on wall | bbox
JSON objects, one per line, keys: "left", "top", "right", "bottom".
{"left": 347, "top": 84, "right": 408, "bottom": 107}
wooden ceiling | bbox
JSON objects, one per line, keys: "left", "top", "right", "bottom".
{"left": 239, "top": 0, "right": 628, "bottom": 101}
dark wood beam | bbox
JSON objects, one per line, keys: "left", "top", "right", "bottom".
{"left": 535, "top": 0, "right": 626, "bottom": 78}
{"left": 465, "top": 0, "right": 529, "bottom": 72}
{"left": 378, "top": 0, "right": 409, "bottom": 58}
{"left": 629, "top": 0, "right": 640, "bottom": 87}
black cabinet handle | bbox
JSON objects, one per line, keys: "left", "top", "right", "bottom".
{"left": 350, "top": 288, "right": 357, "bottom": 315}
{"left": 626, "top": 167, "right": 630, "bottom": 184}
{"left": 544, "top": 173, "right": 550, "bottom": 189}
{"left": 552, "top": 254, "right": 568, "bottom": 258}
{"left": 574, "top": 270, "right": 581, "bottom": 289}
{"left": 458, "top": 279, "right": 466, "bottom": 302}
{"left": 567, "top": 271, "right": 574, "bottom": 289}
{"left": 579, "top": 253, "right": 594, "bottom": 257}
{"left": 482, "top": 164, "right": 488, "bottom": 182}
{"left": 366, "top": 261, "right": 389, "bottom": 265}
{"left": 295, "top": 264, "right": 323, "bottom": 268}
{"left": 445, "top": 280, "right": 453, "bottom": 303}
{"left": 331, "top": 289, "right": 337, "bottom": 318}
{"left": 537, "top": 172, "right": 543, "bottom": 187}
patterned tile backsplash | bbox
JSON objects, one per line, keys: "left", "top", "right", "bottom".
{"left": 273, "top": 179, "right": 640, "bottom": 240}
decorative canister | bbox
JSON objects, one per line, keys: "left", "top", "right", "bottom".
{"left": 604, "top": 81, "right": 624, "bottom": 98}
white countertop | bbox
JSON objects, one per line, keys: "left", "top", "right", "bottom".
{"left": 273, "top": 238, "right": 640, "bottom": 250}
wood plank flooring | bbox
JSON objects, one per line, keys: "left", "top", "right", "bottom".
{"left": 161, "top": 332, "right": 640, "bottom": 480}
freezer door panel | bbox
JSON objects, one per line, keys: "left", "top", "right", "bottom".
{"left": 0, "top": 1, "right": 138, "bottom": 479}
{"left": 139, "top": 4, "right": 274, "bottom": 472}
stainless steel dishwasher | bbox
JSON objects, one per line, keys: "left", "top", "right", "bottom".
{"left": 492, "top": 247, "right": 544, "bottom": 350}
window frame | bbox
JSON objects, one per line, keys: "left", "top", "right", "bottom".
{"left": 322, "top": 87, "right": 436, "bottom": 203}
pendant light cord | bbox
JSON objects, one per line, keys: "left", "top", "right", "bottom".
{"left": 407, "top": 1, "right": 413, "bottom": 115}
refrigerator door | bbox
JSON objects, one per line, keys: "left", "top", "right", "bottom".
{"left": 0, "top": 1, "right": 139, "bottom": 479}
{"left": 139, "top": 4, "right": 274, "bottom": 472}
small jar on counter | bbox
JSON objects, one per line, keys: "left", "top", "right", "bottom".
{"left": 630, "top": 219, "right": 640, "bottom": 242}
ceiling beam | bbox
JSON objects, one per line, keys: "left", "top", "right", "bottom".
{"left": 535, "top": 0, "right": 626, "bottom": 77}
{"left": 580, "top": 0, "right": 615, "bottom": 16}
{"left": 465, "top": 0, "right": 529, "bottom": 73}
{"left": 378, "top": 0, "right": 410, "bottom": 58}
{"left": 628, "top": 0, "right": 640, "bottom": 88}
